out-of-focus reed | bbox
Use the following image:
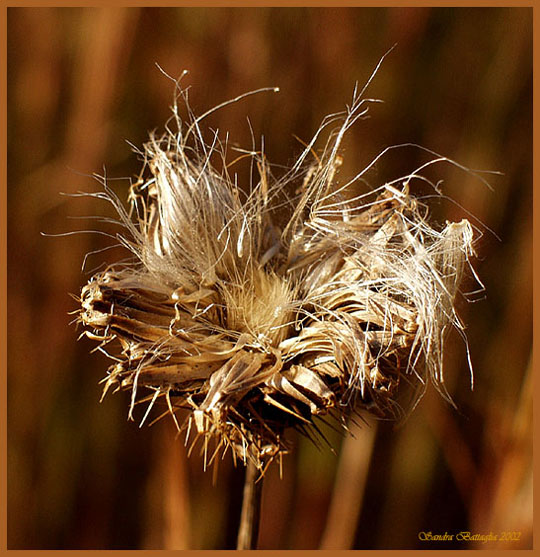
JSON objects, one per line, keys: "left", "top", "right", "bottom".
{"left": 7, "top": 7, "right": 532, "bottom": 549}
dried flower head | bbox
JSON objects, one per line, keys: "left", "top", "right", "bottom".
{"left": 78, "top": 69, "right": 479, "bottom": 471}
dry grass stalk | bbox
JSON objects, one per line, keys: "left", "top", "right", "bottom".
{"left": 78, "top": 69, "right": 479, "bottom": 472}
{"left": 236, "top": 460, "right": 263, "bottom": 549}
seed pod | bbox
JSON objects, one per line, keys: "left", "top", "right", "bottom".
{"left": 78, "top": 78, "right": 477, "bottom": 471}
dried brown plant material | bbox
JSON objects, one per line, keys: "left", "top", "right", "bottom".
{"left": 78, "top": 69, "right": 480, "bottom": 471}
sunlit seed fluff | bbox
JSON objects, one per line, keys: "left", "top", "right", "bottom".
{"left": 78, "top": 71, "right": 480, "bottom": 471}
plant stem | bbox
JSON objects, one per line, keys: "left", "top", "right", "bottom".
{"left": 236, "top": 461, "right": 263, "bottom": 550}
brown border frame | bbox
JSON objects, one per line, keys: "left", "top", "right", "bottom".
{"left": 2, "top": 2, "right": 536, "bottom": 555}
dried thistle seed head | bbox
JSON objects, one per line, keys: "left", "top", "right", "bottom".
{"left": 78, "top": 74, "right": 479, "bottom": 471}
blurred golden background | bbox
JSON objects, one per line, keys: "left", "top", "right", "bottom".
{"left": 7, "top": 7, "right": 532, "bottom": 550}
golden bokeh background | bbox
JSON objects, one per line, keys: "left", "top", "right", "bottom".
{"left": 7, "top": 7, "right": 532, "bottom": 549}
